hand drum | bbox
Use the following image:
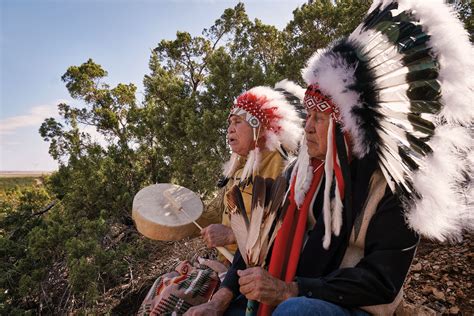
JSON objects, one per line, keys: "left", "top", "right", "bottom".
{"left": 132, "top": 184, "right": 203, "bottom": 241}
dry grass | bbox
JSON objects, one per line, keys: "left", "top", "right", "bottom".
{"left": 0, "top": 172, "right": 53, "bottom": 191}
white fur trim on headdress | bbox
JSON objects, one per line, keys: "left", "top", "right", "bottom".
{"left": 223, "top": 152, "right": 240, "bottom": 178}
{"left": 291, "top": 138, "right": 313, "bottom": 208}
{"left": 406, "top": 125, "right": 473, "bottom": 241}
{"left": 240, "top": 149, "right": 257, "bottom": 183}
{"left": 322, "top": 118, "right": 335, "bottom": 250}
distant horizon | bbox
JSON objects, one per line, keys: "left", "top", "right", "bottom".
{"left": 0, "top": 170, "right": 56, "bottom": 173}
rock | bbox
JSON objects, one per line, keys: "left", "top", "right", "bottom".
{"left": 396, "top": 302, "right": 438, "bottom": 316}
{"left": 447, "top": 296, "right": 456, "bottom": 304}
{"left": 429, "top": 301, "right": 448, "bottom": 314}
{"left": 449, "top": 306, "right": 460, "bottom": 314}
{"left": 412, "top": 262, "right": 422, "bottom": 272}
{"left": 422, "top": 285, "right": 434, "bottom": 295}
{"left": 432, "top": 288, "right": 445, "bottom": 301}
{"left": 455, "top": 289, "right": 465, "bottom": 299}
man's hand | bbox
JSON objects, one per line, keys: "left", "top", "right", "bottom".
{"left": 201, "top": 224, "right": 236, "bottom": 247}
{"left": 184, "top": 287, "right": 233, "bottom": 316}
{"left": 237, "top": 267, "right": 298, "bottom": 306}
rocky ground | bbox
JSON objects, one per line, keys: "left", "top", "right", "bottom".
{"left": 400, "top": 234, "right": 473, "bottom": 315}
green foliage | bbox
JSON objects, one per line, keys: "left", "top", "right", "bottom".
{"left": 450, "top": 0, "right": 473, "bottom": 42}
{"left": 280, "top": 0, "right": 370, "bottom": 82}
{"left": 2, "top": 1, "right": 471, "bottom": 313}
{"left": 0, "top": 186, "right": 51, "bottom": 314}
{"left": 0, "top": 183, "right": 135, "bottom": 313}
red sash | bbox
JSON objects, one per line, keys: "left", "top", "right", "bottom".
{"left": 258, "top": 160, "right": 324, "bottom": 316}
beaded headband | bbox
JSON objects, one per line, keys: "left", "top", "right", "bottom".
{"left": 304, "top": 84, "right": 341, "bottom": 122}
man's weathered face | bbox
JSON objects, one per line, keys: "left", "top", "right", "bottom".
{"left": 305, "top": 109, "right": 330, "bottom": 160}
{"left": 227, "top": 114, "right": 254, "bottom": 156}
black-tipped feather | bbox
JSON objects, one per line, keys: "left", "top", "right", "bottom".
{"left": 228, "top": 176, "right": 288, "bottom": 267}
{"left": 264, "top": 178, "right": 274, "bottom": 208}
{"left": 226, "top": 186, "right": 250, "bottom": 265}
{"left": 231, "top": 185, "right": 249, "bottom": 227}
{"left": 247, "top": 176, "right": 266, "bottom": 264}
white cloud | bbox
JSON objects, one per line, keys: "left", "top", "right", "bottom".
{"left": 82, "top": 124, "right": 108, "bottom": 147}
{"left": 0, "top": 100, "right": 68, "bottom": 135}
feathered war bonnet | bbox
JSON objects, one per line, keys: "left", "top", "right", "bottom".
{"left": 297, "top": 0, "right": 473, "bottom": 245}
{"left": 223, "top": 81, "right": 304, "bottom": 184}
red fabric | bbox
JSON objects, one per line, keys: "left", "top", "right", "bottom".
{"left": 332, "top": 122, "right": 345, "bottom": 197}
{"left": 258, "top": 159, "right": 325, "bottom": 316}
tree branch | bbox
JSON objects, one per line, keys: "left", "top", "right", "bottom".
{"left": 32, "top": 200, "right": 58, "bottom": 217}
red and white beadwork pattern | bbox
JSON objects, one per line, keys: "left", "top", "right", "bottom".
{"left": 304, "top": 84, "right": 341, "bottom": 122}
{"left": 231, "top": 92, "right": 282, "bottom": 132}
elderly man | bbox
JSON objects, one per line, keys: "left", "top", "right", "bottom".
{"left": 186, "top": 0, "right": 473, "bottom": 314}
{"left": 200, "top": 83, "right": 304, "bottom": 259}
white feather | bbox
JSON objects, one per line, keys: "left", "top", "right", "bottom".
{"left": 247, "top": 187, "right": 265, "bottom": 258}
{"left": 322, "top": 118, "right": 335, "bottom": 250}
{"left": 223, "top": 152, "right": 240, "bottom": 178}
{"left": 332, "top": 167, "right": 343, "bottom": 237}
{"left": 407, "top": 125, "right": 473, "bottom": 241}
{"left": 246, "top": 86, "right": 304, "bottom": 153}
{"left": 230, "top": 210, "right": 250, "bottom": 266}
{"left": 252, "top": 148, "right": 261, "bottom": 176}
{"left": 292, "top": 138, "right": 314, "bottom": 208}
{"left": 274, "top": 79, "right": 306, "bottom": 101}
{"left": 240, "top": 149, "right": 256, "bottom": 183}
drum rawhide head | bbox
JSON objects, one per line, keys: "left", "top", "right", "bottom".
{"left": 132, "top": 183, "right": 203, "bottom": 241}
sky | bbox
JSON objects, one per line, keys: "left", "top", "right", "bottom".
{"left": 0, "top": 0, "right": 305, "bottom": 171}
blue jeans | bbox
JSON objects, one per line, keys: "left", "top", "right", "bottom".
{"left": 273, "top": 297, "right": 369, "bottom": 316}
{"left": 224, "top": 295, "right": 247, "bottom": 316}
{"left": 225, "top": 296, "right": 369, "bottom": 316}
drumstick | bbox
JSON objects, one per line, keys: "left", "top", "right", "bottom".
{"left": 163, "top": 190, "right": 234, "bottom": 263}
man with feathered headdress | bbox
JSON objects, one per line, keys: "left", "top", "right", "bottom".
{"left": 186, "top": 0, "right": 472, "bottom": 315}
{"left": 200, "top": 81, "right": 305, "bottom": 259}
{"left": 138, "top": 83, "right": 305, "bottom": 315}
